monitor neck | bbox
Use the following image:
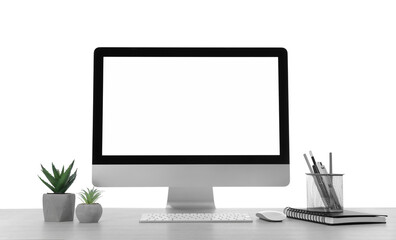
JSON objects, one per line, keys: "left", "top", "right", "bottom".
{"left": 167, "top": 187, "right": 216, "bottom": 210}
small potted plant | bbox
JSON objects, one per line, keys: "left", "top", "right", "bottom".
{"left": 38, "top": 160, "right": 77, "bottom": 222}
{"left": 76, "top": 187, "right": 103, "bottom": 223}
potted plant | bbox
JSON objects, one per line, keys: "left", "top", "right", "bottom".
{"left": 38, "top": 160, "right": 77, "bottom": 222}
{"left": 76, "top": 187, "right": 103, "bottom": 223}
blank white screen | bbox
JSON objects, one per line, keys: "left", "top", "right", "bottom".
{"left": 103, "top": 57, "right": 279, "bottom": 155}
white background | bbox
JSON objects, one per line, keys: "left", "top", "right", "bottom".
{"left": 103, "top": 57, "right": 279, "bottom": 155}
{"left": 1, "top": 0, "right": 395, "bottom": 209}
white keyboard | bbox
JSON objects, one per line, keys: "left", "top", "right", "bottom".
{"left": 140, "top": 213, "right": 253, "bottom": 223}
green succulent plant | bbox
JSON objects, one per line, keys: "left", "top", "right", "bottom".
{"left": 79, "top": 187, "right": 102, "bottom": 204}
{"left": 38, "top": 160, "right": 77, "bottom": 194}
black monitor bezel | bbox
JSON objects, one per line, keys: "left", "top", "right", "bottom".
{"left": 93, "top": 47, "right": 289, "bottom": 164}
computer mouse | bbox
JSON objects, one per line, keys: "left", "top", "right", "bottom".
{"left": 256, "top": 211, "right": 286, "bottom": 222}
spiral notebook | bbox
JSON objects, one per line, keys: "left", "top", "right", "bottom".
{"left": 283, "top": 207, "right": 387, "bottom": 225}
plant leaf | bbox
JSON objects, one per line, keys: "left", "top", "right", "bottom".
{"left": 81, "top": 194, "right": 88, "bottom": 204}
{"left": 41, "top": 165, "right": 56, "bottom": 187}
{"left": 38, "top": 176, "right": 55, "bottom": 192}
{"left": 78, "top": 187, "right": 102, "bottom": 204}
{"left": 58, "top": 169, "right": 77, "bottom": 193}
{"left": 61, "top": 166, "right": 64, "bottom": 175}
{"left": 83, "top": 189, "right": 92, "bottom": 204}
{"left": 78, "top": 196, "right": 88, "bottom": 204}
{"left": 58, "top": 182, "right": 70, "bottom": 194}
{"left": 91, "top": 192, "right": 101, "bottom": 203}
{"left": 66, "top": 169, "right": 77, "bottom": 185}
{"left": 84, "top": 189, "right": 91, "bottom": 203}
{"left": 54, "top": 160, "right": 74, "bottom": 193}
{"left": 52, "top": 163, "right": 60, "bottom": 180}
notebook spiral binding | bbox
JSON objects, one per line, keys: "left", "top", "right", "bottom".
{"left": 283, "top": 207, "right": 326, "bottom": 224}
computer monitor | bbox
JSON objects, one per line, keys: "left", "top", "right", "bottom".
{"left": 93, "top": 47, "right": 289, "bottom": 209}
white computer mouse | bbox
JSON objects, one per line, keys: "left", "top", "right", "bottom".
{"left": 256, "top": 211, "right": 286, "bottom": 222}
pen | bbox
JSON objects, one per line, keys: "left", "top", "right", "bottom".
{"left": 309, "top": 150, "right": 317, "bottom": 166}
{"left": 303, "top": 154, "right": 314, "bottom": 174}
{"left": 309, "top": 151, "right": 320, "bottom": 173}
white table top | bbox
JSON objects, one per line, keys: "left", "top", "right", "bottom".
{"left": 0, "top": 208, "right": 393, "bottom": 240}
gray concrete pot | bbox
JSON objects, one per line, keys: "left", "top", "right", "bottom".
{"left": 76, "top": 203, "right": 103, "bottom": 223}
{"left": 42, "top": 193, "right": 75, "bottom": 222}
